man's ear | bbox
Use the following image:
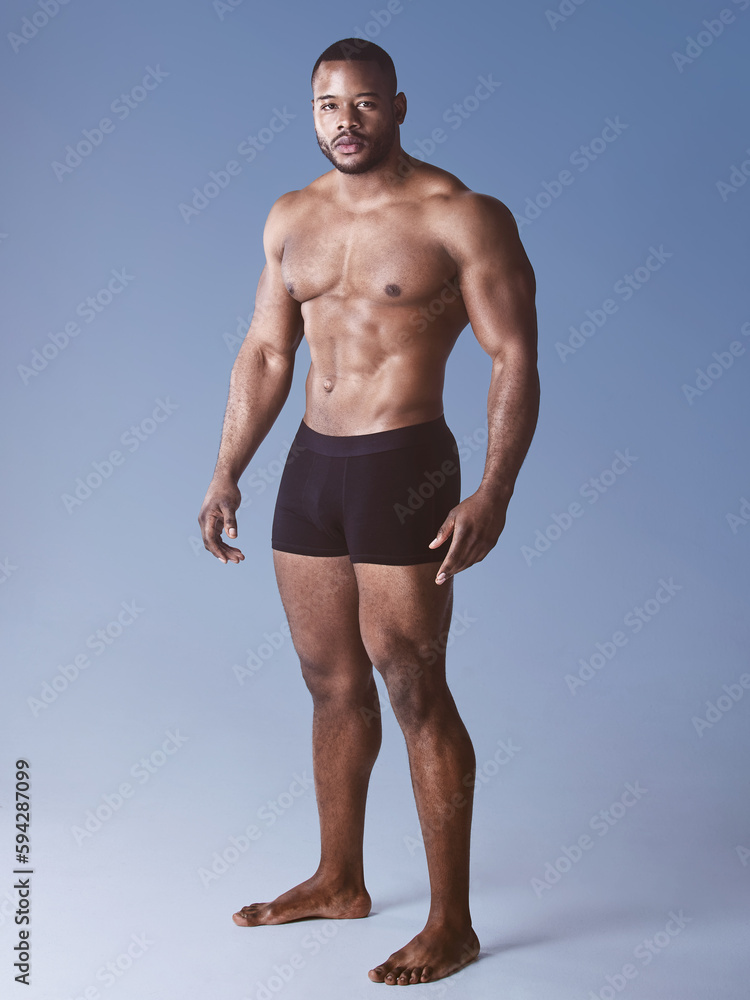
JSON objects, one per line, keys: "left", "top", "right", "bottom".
{"left": 395, "top": 92, "right": 407, "bottom": 124}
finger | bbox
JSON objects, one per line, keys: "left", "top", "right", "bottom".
{"left": 211, "top": 535, "right": 245, "bottom": 564}
{"left": 216, "top": 543, "right": 245, "bottom": 564}
{"left": 438, "top": 531, "right": 497, "bottom": 583}
{"left": 199, "top": 512, "right": 224, "bottom": 559}
{"left": 202, "top": 512, "right": 244, "bottom": 562}
{"left": 429, "top": 512, "right": 456, "bottom": 549}
{"left": 435, "top": 526, "right": 465, "bottom": 584}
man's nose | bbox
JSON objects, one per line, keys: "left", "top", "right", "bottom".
{"left": 337, "top": 105, "right": 361, "bottom": 129}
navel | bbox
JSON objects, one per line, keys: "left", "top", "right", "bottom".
{"left": 323, "top": 378, "right": 334, "bottom": 393}
{"left": 385, "top": 284, "right": 401, "bottom": 298}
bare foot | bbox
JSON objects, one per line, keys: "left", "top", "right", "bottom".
{"left": 368, "top": 924, "right": 480, "bottom": 985}
{"left": 233, "top": 874, "right": 371, "bottom": 926}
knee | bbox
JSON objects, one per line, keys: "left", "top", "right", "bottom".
{"left": 299, "top": 655, "right": 373, "bottom": 705}
{"left": 373, "top": 651, "right": 444, "bottom": 728}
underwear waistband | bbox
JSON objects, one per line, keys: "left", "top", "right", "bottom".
{"left": 295, "top": 414, "right": 450, "bottom": 456}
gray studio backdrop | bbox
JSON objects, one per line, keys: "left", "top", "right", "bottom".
{"left": 2, "top": 1, "right": 748, "bottom": 998}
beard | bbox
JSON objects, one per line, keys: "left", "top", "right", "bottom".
{"left": 315, "top": 124, "right": 396, "bottom": 175}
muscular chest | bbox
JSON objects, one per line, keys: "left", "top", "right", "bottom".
{"left": 280, "top": 209, "right": 457, "bottom": 306}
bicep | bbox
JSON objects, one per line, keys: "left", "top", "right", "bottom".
{"left": 243, "top": 204, "right": 304, "bottom": 360}
{"left": 453, "top": 197, "right": 537, "bottom": 362}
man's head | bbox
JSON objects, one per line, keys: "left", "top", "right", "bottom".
{"left": 311, "top": 39, "right": 406, "bottom": 176}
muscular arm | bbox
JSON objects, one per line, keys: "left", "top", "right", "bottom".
{"left": 199, "top": 195, "right": 304, "bottom": 563}
{"left": 430, "top": 193, "right": 540, "bottom": 582}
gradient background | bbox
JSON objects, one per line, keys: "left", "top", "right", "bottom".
{"left": 2, "top": 0, "right": 749, "bottom": 997}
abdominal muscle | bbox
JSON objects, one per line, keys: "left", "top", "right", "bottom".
{"left": 300, "top": 301, "right": 462, "bottom": 436}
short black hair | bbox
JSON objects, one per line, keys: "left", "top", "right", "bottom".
{"left": 311, "top": 38, "right": 397, "bottom": 95}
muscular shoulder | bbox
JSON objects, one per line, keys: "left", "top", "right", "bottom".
{"left": 262, "top": 189, "right": 307, "bottom": 260}
{"left": 429, "top": 188, "right": 531, "bottom": 277}
{"left": 429, "top": 188, "right": 517, "bottom": 248}
{"left": 408, "top": 162, "right": 519, "bottom": 251}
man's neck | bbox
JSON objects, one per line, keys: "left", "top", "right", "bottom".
{"left": 330, "top": 148, "right": 415, "bottom": 208}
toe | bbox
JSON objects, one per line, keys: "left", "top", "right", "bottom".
{"left": 420, "top": 966, "right": 433, "bottom": 982}
{"left": 409, "top": 967, "right": 423, "bottom": 984}
{"left": 233, "top": 904, "right": 260, "bottom": 926}
{"left": 368, "top": 965, "right": 386, "bottom": 983}
{"left": 385, "top": 966, "right": 404, "bottom": 985}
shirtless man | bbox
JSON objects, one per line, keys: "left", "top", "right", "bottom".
{"left": 198, "top": 38, "right": 540, "bottom": 986}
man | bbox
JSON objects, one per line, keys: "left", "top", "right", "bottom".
{"left": 198, "top": 38, "right": 540, "bottom": 986}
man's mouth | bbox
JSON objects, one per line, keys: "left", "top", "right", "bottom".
{"left": 336, "top": 135, "right": 365, "bottom": 152}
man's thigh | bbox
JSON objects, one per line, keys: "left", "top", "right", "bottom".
{"left": 272, "top": 550, "right": 372, "bottom": 682}
{"left": 352, "top": 562, "right": 454, "bottom": 680}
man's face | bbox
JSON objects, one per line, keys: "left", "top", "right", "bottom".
{"left": 311, "top": 60, "right": 403, "bottom": 175}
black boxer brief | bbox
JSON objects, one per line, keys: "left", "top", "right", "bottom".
{"left": 271, "top": 414, "right": 461, "bottom": 565}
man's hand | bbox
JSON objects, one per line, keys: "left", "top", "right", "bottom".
{"left": 429, "top": 489, "right": 510, "bottom": 585}
{"left": 198, "top": 477, "right": 245, "bottom": 564}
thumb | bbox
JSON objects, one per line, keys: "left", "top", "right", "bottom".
{"left": 221, "top": 503, "right": 238, "bottom": 538}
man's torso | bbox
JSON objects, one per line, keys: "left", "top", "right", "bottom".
{"left": 276, "top": 160, "right": 477, "bottom": 435}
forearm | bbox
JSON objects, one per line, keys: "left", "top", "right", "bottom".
{"left": 212, "top": 339, "right": 295, "bottom": 483}
{"left": 478, "top": 349, "right": 540, "bottom": 503}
